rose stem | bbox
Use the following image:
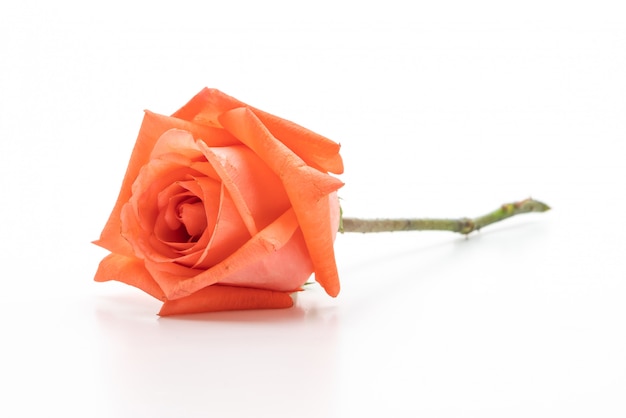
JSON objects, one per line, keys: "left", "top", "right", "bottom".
{"left": 340, "top": 198, "right": 550, "bottom": 235}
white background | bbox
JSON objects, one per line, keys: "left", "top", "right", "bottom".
{"left": 1, "top": 1, "right": 625, "bottom": 416}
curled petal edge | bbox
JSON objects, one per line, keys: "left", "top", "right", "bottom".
{"left": 94, "top": 253, "right": 165, "bottom": 300}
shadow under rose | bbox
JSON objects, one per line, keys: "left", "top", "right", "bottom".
{"left": 94, "top": 289, "right": 341, "bottom": 418}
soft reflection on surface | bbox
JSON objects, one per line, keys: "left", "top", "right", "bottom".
{"left": 95, "top": 291, "right": 340, "bottom": 418}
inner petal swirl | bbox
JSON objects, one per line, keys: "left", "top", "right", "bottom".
{"left": 177, "top": 198, "right": 206, "bottom": 240}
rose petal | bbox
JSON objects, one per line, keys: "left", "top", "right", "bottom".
{"left": 178, "top": 200, "right": 206, "bottom": 238}
{"left": 218, "top": 107, "right": 343, "bottom": 297}
{"left": 193, "top": 184, "right": 251, "bottom": 268}
{"left": 218, "top": 227, "right": 314, "bottom": 291}
{"left": 172, "top": 88, "right": 344, "bottom": 174}
{"left": 166, "top": 208, "right": 300, "bottom": 300}
{"left": 252, "top": 108, "right": 344, "bottom": 174}
{"left": 158, "top": 285, "right": 294, "bottom": 316}
{"left": 197, "top": 143, "right": 291, "bottom": 236}
{"left": 172, "top": 88, "right": 243, "bottom": 127}
{"left": 150, "top": 128, "right": 203, "bottom": 161}
{"left": 143, "top": 259, "right": 199, "bottom": 295}
{"left": 94, "top": 253, "right": 165, "bottom": 300}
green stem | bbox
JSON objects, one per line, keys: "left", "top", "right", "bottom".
{"left": 340, "top": 198, "right": 550, "bottom": 235}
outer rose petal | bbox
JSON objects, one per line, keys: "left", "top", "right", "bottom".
{"left": 251, "top": 108, "right": 344, "bottom": 174}
{"left": 218, "top": 107, "right": 344, "bottom": 297}
{"left": 94, "top": 253, "right": 165, "bottom": 300}
{"left": 172, "top": 88, "right": 344, "bottom": 174}
{"left": 216, "top": 227, "right": 313, "bottom": 291}
{"left": 159, "top": 285, "right": 294, "bottom": 316}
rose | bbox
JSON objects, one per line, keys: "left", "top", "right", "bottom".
{"left": 94, "top": 88, "right": 344, "bottom": 315}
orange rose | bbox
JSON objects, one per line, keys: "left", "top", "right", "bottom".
{"left": 94, "top": 88, "right": 344, "bottom": 315}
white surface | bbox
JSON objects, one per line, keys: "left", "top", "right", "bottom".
{"left": 1, "top": 1, "right": 625, "bottom": 417}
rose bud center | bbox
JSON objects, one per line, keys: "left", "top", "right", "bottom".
{"left": 177, "top": 198, "right": 207, "bottom": 241}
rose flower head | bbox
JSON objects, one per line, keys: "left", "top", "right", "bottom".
{"left": 94, "top": 88, "right": 344, "bottom": 315}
